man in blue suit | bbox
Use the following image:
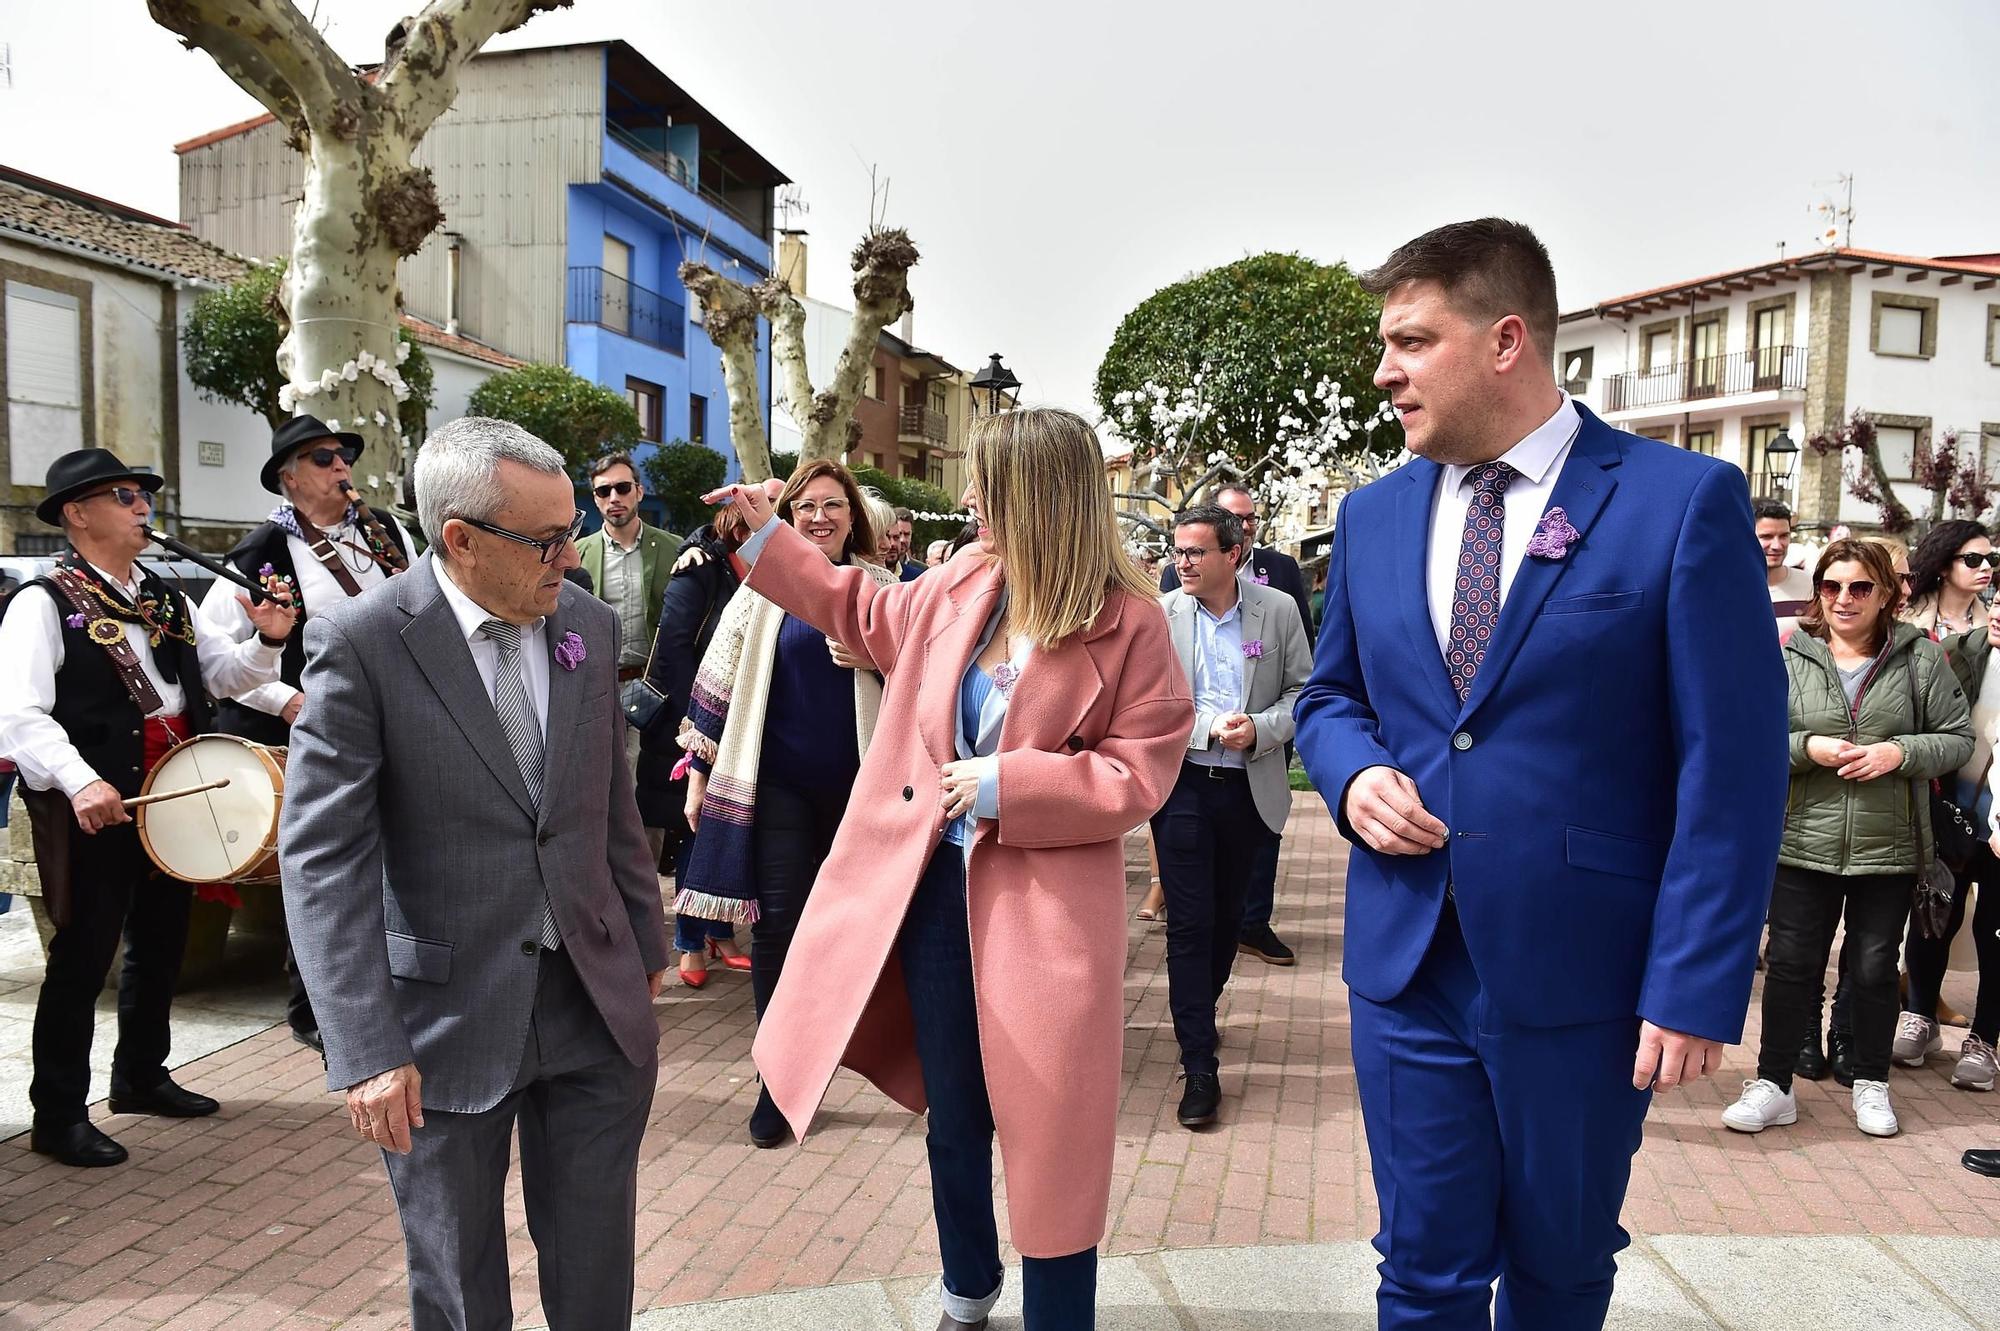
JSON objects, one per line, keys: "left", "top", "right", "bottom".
{"left": 1295, "top": 218, "right": 1787, "bottom": 1330}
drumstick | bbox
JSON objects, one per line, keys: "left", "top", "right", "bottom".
{"left": 124, "top": 778, "right": 231, "bottom": 809}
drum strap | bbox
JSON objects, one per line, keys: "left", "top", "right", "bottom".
{"left": 293, "top": 512, "right": 376, "bottom": 597}
{"left": 46, "top": 568, "right": 165, "bottom": 715}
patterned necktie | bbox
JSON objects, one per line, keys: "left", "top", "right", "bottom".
{"left": 1446, "top": 462, "right": 1516, "bottom": 702}
{"left": 481, "top": 619, "right": 561, "bottom": 951}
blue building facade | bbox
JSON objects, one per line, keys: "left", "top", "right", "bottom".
{"left": 561, "top": 44, "right": 787, "bottom": 529}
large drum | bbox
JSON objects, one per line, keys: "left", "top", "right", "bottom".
{"left": 136, "top": 735, "right": 288, "bottom": 884}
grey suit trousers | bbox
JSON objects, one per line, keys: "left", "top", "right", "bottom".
{"left": 382, "top": 945, "right": 657, "bottom": 1331}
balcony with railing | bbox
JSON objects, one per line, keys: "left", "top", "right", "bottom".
{"left": 605, "top": 121, "right": 769, "bottom": 239}
{"left": 1601, "top": 345, "right": 1807, "bottom": 413}
{"left": 565, "top": 266, "right": 685, "bottom": 356}
{"left": 898, "top": 404, "right": 948, "bottom": 446}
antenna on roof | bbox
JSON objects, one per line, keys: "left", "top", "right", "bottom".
{"left": 0, "top": 44, "right": 13, "bottom": 90}
{"left": 1809, "top": 173, "right": 1855, "bottom": 251}
{"left": 776, "top": 185, "right": 809, "bottom": 232}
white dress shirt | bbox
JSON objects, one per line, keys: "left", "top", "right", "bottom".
{"left": 1425, "top": 392, "right": 1582, "bottom": 653}
{"left": 1186, "top": 592, "right": 1248, "bottom": 769}
{"left": 0, "top": 562, "right": 285, "bottom": 797}
{"left": 433, "top": 560, "right": 551, "bottom": 741}
{"left": 196, "top": 513, "right": 413, "bottom": 716}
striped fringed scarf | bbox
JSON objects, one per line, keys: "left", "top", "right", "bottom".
{"left": 673, "top": 560, "right": 893, "bottom": 923}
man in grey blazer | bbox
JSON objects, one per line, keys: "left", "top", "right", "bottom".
{"left": 1156, "top": 502, "right": 1313, "bottom": 1129}
{"left": 280, "top": 417, "right": 670, "bottom": 1331}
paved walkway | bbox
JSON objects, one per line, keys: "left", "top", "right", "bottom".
{"left": 2, "top": 794, "right": 1998, "bottom": 1329}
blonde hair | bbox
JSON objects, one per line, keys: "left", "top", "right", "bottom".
{"left": 968, "top": 406, "right": 1157, "bottom": 645}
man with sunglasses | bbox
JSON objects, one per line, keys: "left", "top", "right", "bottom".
{"left": 575, "top": 456, "right": 681, "bottom": 781}
{"left": 0, "top": 448, "right": 297, "bottom": 1168}
{"left": 196, "top": 414, "right": 415, "bottom": 1055}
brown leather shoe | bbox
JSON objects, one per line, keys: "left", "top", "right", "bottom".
{"left": 937, "top": 1315, "right": 988, "bottom": 1330}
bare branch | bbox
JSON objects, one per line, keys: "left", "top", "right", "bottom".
{"left": 1116, "top": 512, "right": 1170, "bottom": 537}
{"left": 680, "top": 262, "right": 772, "bottom": 481}
{"left": 381, "top": 0, "right": 571, "bottom": 137}
{"left": 800, "top": 229, "right": 918, "bottom": 463}
{"left": 754, "top": 275, "right": 816, "bottom": 427}
{"left": 148, "top": 0, "right": 363, "bottom": 134}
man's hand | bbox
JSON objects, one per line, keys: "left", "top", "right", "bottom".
{"left": 281, "top": 695, "right": 305, "bottom": 726}
{"left": 672, "top": 545, "right": 710, "bottom": 574}
{"left": 71, "top": 780, "right": 130, "bottom": 834}
{"left": 1804, "top": 735, "right": 1848, "bottom": 768}
{"left": 1342, "top": 766, "right": 1447, "bottom": 855}
{"left": 1632, "top": 1021, "right": 1722, "bottom": 1091}
{"left": 647, "top": 968, "right": 668, "bottom": 999}
{"left": 1213, "top": 712, "right": 1256, "bottom": 752}
{"left": 1836, "top": 740, "right": 1903, "bottom": 782}
{"left": 241, "top": 586, "right": 299, "bottom": 641}
{"left": 347, "top": 1063, "right": 424, "bottom": 1154}
{"left": 684, "top": 769, "right": 708, "bottom": 833}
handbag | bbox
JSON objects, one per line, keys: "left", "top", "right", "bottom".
{"left": 622, "top": 676, "right": 667, "bottom": 731}
{"left": 1903, "top": 658, "right": 1960, "bottom": 939}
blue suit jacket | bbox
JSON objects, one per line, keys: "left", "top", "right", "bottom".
{"left": 1294, "top": 405, "right": 1787, "bottom": 1043}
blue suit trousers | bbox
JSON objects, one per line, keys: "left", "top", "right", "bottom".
{"left": 1350, "top": 902, "right": 1651, "bottom": 1331}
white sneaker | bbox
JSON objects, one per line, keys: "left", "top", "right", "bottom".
{"left": 1722, "top": 1078, "right": 1798, "bottom": 1133}
{"left": 1852, "top": 1079, "right": 1899, "bottom": 1137}
{"left": 1893, "top": 1011, "right": 1941, "bottom": 1066}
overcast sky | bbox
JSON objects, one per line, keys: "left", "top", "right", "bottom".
{"left": 3, "top": 0, "right": 1997, "bottom": 423}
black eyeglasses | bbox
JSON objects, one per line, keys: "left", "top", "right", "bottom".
{"left": 1171, "top": 546, "right": 1217, "bottom": 564}
{"left": 304, "top": 445, "right": 359, "bottom": 469}
{"left": 458, "top": 510, "right": 586, "bottom": 565}
{"left": 593, "top": 481, "right": 636, "bottom": 499}
{"left": 1818, "top": 579, "right": 1879, "bottom": 602}
{"left": 1959, "top": 552, "right": 1999, "bottom": 570}
{"left": 79, "top": 486, "right": 147, "bottom": 508}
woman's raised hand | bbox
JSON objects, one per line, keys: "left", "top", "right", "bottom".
{"left": 702, "top": 480, "right": 777, "bottom": 532}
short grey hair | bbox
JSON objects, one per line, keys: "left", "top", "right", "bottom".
{"left": 415, "top": 416, "right": 567, "bottom": 558}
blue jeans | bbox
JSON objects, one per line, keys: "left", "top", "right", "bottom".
{"left": 900, "top": 843, "right": 1097, "bottom": 1329}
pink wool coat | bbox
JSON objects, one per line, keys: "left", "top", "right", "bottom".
{"left": 745, "top": 523, "right": 1193, "bottom": 1258}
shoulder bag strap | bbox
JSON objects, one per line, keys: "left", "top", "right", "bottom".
{"left": 46, "top": 569, "right": 165, "bottom": 714}
{"left": 291, "top": 512, "right": 366, "bottom": 597}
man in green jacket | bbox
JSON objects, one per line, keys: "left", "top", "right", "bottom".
{"left": 576, "top": 454, "right": 681, "bottom": 771}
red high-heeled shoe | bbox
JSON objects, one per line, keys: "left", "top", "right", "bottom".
{"left": 678, "top": 957, "right": 709, "bottom": 989}
{"left": 707, "top": 940, "right": 752, "bottom": 972}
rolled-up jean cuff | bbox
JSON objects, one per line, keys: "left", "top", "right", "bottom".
{"left": 940, "top": 1272, "right": 1003, "bottom": 1324}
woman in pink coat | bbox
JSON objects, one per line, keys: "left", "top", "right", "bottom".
{"left": 708, "top": 407, "right": 1193, "bottom": 1330}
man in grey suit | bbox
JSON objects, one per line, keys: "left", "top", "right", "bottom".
{"left": 1156, "top": 502, "right": 1313, "bottom": 1129}
{"left": 280, "top": 417, "right": 670, "bottom": 1330}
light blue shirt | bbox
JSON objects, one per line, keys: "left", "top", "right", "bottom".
{"left": 1187, "top": 594, "right": 1247, "bottom": 769}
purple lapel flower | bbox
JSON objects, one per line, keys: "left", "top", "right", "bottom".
{"left": 1253, "top": 573, "right": 1270, "bottom": 586}
{"left": 1242, "top": 639, "right": 1265, "bottom": 660}
{"left": 1525, "top": 507, "right": 1581, "bottom": 560}
{"left": 64, "top": 612, "right": 86, "bottom": 629}
{"left": 553, "top": 630, "right": 586, "bottom": 672}
{"left": 990, "top": 661, "right": 1021, "bottom": 698}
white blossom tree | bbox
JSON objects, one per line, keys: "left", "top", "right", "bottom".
{"left": 147, "top": 0, "right": 570, "bottom": 505}
{"left": 679, "top": 229, "right": 919, "bottom": 483}
{"left": 1106, "top": 366, "right": 1399, "bottom": 546}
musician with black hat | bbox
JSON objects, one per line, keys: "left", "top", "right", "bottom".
{"left": 0, "top": 448, "right": 297, "bottom": 1167}
{"left": 195, "top": 415, "right": 413, "bottom": 1054}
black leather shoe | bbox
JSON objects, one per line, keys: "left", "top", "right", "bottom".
{"left": 30, "top": 1121, "right": 127, "bottom": 1168}
{"left": 1238, "top": 925, "right": 1297, "bottom": 967}
{"left": 1178, "top": 1072, "right": 1221, "bottom": 1128}
{"left": 749, "top": 1085, "right": 789, "bottom": 1149}
{"left": 1796, "top": 1029, "right": 1829, "bottom": 1081}
{"left": 107, "top": 1077, "right": 219, "bottom": 1119}
{"left": 291, "top": 1025, "right": 325, "bottom": 1054}
{"left": 1964, "top": 1149, "right": 2000, "bottom": 1178}
{"left": 1828, "top": 1028, "right": 1857, "bottom": 1088}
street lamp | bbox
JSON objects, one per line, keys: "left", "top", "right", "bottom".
{"left": 968, "top": 353, "right": 1021, "bottom": 417}
{"left": 1766, "top": 427, "right": 1800, "bottom": 496}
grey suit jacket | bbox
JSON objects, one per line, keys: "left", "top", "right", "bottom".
{"left": 279, "top": 553, "right": 669, "bottom": 1112}
{"left": 1162, "top": 580, "right": 1313, "bottom": 833}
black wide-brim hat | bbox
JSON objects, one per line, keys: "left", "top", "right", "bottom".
{"left": 36, "top": 448, "right": 165, "bottom": 526}
{"left": 262, "top": 414, "right": 365, "bottom": 495}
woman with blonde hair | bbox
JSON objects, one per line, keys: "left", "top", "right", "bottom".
{"left": 706, "top": 407, "right": 1192, "bottom": 1329}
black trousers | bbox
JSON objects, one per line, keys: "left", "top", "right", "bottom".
{"left": 31, "top": 820, "right": 194, "bottom": 1126}
{"left": 1905, "top": 845, "right": 2000, "bottom": 1045}
{"left": 1151, "top": 762, "right": 1275, "bottom": 1075}
{"left": 750, "top": 781, "right": 852, "bottom": 1021}
{"left": 1758, "top": 865, "right": 1911, "bottom": 1089}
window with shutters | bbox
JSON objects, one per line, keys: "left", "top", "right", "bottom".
{"left": 6, "top": 282, "right": 85, "bottom": 486}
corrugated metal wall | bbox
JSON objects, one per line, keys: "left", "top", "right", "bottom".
{"left": 178, "top": 46, "right": 605, "bottom": 366}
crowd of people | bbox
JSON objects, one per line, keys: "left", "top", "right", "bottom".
{"left": 0, "top": 215, "right": 1993, "bottom": 1331}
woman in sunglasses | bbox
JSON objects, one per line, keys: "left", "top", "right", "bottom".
{"left": 1902, "top": 520, "right": 1994, "bottom": 639}
{"left": 1725, "top": 537, "right": 1972, "bottom": 1140}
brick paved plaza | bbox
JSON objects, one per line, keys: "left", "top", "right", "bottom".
{"left": 3, "top": 794, "right": 2000, "bottom": 1329}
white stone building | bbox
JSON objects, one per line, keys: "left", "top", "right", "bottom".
{"left": 1555, "top": 246, "right": 2000, "bottom": 529}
